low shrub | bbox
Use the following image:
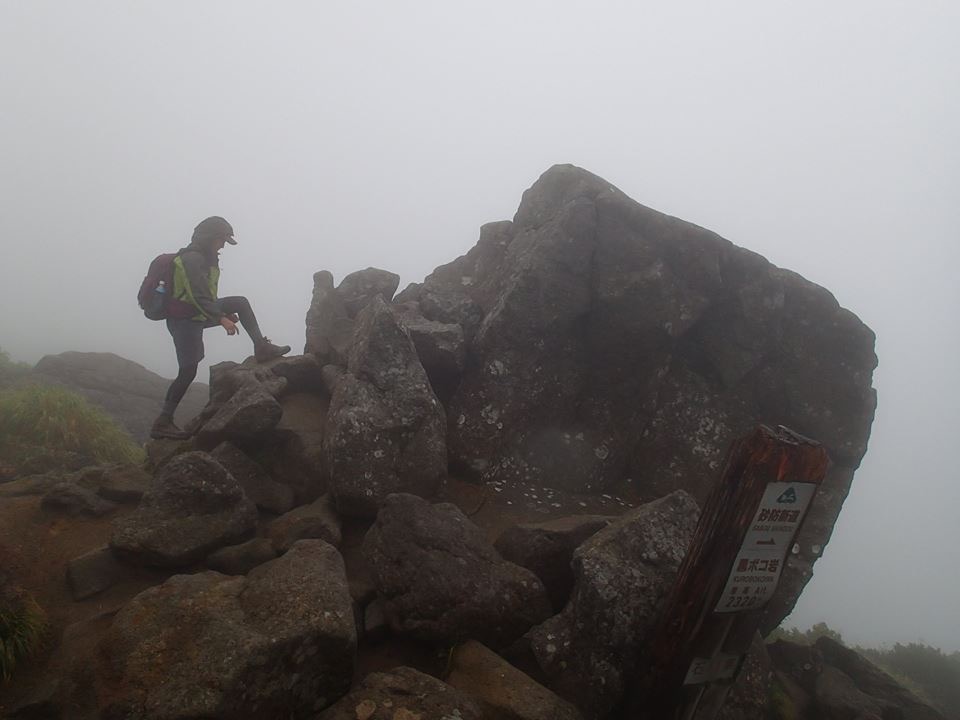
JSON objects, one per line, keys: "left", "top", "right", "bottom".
{"left": 0, "top": 384, "right": 144, "bottom": 475}
{"left": 0, "top": 586, "right": 47, "bottom": 682}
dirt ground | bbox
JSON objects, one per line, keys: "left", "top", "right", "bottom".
{"left": 0, "top": 474, "right": 640, "bottom": 714}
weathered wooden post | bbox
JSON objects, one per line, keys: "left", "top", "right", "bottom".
{"left": 627, "top": 424, "right": 829, "bottom": 719}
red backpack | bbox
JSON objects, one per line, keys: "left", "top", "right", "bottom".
{"left": 137, "top": 253, "right": 195, "bottom": 320}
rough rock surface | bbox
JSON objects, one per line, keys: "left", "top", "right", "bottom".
{"left": 392, "top": 301, "right": 466, "bottom": 404}
{"left": 362, "top": 493, "right": 552, "bottom": 647}
{"left": 197, "top": 381, "right": 283, "bottom": 446}
{"left": 405, "top": 164, "right": 876, "bottom": 632}
{"left": 41, "top": 482, "right": 117, "bottom": 517}
{"left": 66, "top": 546, "right": 126, "bottom": 601}
{"left": 718, "top": 633, "right": 774, "bottom": 720}
{"left": 524, "top": 490, "right": 700, "bottom": 717}
{"left": 205, "top": 538, "right": 278, "bottom": 575}
{"left": 324, "top": 297, "right": 447, "bottom": 517}
{"left": 111, "top": 451, "right": 257, "bottom": 567}
{"left": 305, "top": 267, "right": 400, "bottom": 366}
{"left": 446, "top": 640, "right": 584, "bottom": 720}
{"left": 268, "top": 495, "right": 342, "bottom": 553}
{"left": 211, "top": 441, "right": 295, "bottom": 515}
{"left": 94, "top": 541, "right": 356, "bottom": 719}
{"left": 268, "top": 391, "right": 328, "bottom": 503}
{"left": 32, "top": 351, "right": 208, "bottom": 442}
{"left": 495, "top": 514, "right": 613, "bottom": 611}
{"left": 73, "top": 462, "right": 153, "bottom": 503}
{"left": 316, "top": 666, "right": 484, "bottom": 720}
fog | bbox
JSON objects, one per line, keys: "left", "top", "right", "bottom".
{"left": 1, "top": 2, "right": 957, "bottom": 651}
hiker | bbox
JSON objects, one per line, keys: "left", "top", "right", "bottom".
{"left": 151, "top": 216, "right": 290, "bottom": 440}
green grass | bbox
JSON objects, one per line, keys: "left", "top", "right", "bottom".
{"left": 0, "top": 384, "right": 144, "bottom": 474}
{"left": 0, "top": 594, "right": 47, "bottom": 682}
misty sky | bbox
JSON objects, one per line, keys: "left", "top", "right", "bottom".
{"left": 1, "top": 2, "right": 957, "bottom": 651}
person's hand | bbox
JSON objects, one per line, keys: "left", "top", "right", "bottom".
{"left": 220, "top": 316, "right": 238, "bottom": 336}
{"left": 226, "top": 313, "right": 239, "bottom": 323}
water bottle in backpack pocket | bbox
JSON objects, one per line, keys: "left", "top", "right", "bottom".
{"left": 137, "top": 253, "right": 178, "bottom": 320}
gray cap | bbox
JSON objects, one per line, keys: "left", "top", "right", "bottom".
{"left": 193, "top": 216, "right": 236, "bottom": 245}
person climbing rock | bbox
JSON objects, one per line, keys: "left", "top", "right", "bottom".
{"left": 151, "top": 216, "right": 290, "bottom": 440}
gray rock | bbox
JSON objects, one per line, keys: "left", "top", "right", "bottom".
{"left": 67, "top": 545, "right": 126, "bottom": 600}
{"left": 525, "top": 490, "right": 700, "bottom": 717}
{"left": 144, "top": 437, "right": 196, "bottom": 473}
{"left": 268, "top": 495, "right": 342, "bottom": 553}
{"left": 110, "top": 451, "right": 257, "bottom": 567}
{"left": 447, "top": 640, "right": 584, "bottom": 720}
{"left": 211, "top": 441, "right": 294, "bottom": 515}
{"left": 718, "top": 632, "right": 774, "bottom": 720}
{"left": 431, "top": 164, "right": 875, "bottom": 633}
{"left": 197, "top": 382, "right": 283, "bottom": 446}
{"left": 267, "top": 392, "right": 327, "bottom": 504}
{"left": 304, "top": 270, "right": 354, "bottom": 365}
{"left": 495, "top": 514, "right": 614, "bottom": 611}
{"left": 316, "top": 666, "right": 484, "bottom": 720}
{"left": 336, "top": 267, "right": 401, "bottom": 317}
{"left": 363, "top": 493, "right": 552, "bottom": 647}
{"left": 41, "top": 481, "right": 118, "bottom": 516}
{"left": 74, "top": 462, "right": 153, "bottom": 503}
{"left": 393, "top": 302, "right": 466, "bottom": 403}
{"left": 324, "top": 297, "right": 447, "bottom": 517}
{"left": 258, "top": 353, "right": 326, "bottom": 394}
{"left": 205, "top": 538, "right": 277, "bottom": 575}
{"left": 95, "top": 540, "right": 356, "bottom": 719}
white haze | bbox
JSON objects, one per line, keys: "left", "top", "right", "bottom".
{"left": 1, "top": 2, "right": 958, "bottom": 651}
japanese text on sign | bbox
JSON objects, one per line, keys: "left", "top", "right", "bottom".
{"left": 714, "top": 482, "right": 816, "bottom": 613}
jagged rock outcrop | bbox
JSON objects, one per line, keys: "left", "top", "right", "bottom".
{"left": 523, "top": 490, "right": 700, "bottom": 717}
{"left": 324, "top": 298, "right": 447, "bottom": 517}
{"left": 32, "top": 351, "right": 207, "bottom": 442}
{"left": 305, "top": 267, "right": 400, "bottom": 365}
{"left": 92, "top": 541, "right": 356, "bottom": 719}
{"left": 111, "top": 451, "right": 257, "bottom": 567}
{"left": 362, "top": 493, "right": 552, "bottom": 647}
{"left": 392, "top": 164, "right": 876, "bottom": 633}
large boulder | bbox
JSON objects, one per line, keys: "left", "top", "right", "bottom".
{"left": 94, "top": 540, "right": 356, "bottom": 719}
{"left": 410, "top": 164, "right": 875, "bottom": 631}
{"left": 362, "top": 493, "right": 552, "bottom": 647}
{"left": 304, "top": 267, "right": 400, "bottom": 365}
{"left": 524, "top": 490, "right": 700, "bottom": 718}
{"left": 196, "top": 382, "right": 283, "bottom": 446}
{"left": 110, "top": 451, "right": 257, "bottom": 567}
{"left": 324, "top": 297, "right": 447, "bottom": 517}
{"left": 316, "top": 666, "right": 484, "bottom": 720}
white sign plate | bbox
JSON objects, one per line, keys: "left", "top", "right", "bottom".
{"left": 683, "top": 653, "right": 743, "bottom": 685}
{"left": 714, "top": 482, "right": 817, "bottom": 614}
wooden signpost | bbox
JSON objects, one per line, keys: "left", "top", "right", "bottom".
{"left": 627, "top": 424, "right": 829, "bottom": 719}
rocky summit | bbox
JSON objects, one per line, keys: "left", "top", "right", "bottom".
{"left": 0, "top": 165, "right": 909, "bottom": 720}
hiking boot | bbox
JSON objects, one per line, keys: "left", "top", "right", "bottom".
{"left": 150, "top": 415, "right": 191, "bottom": 441}
{"left": 254, "top": 337, "right": 291, "bottom": 363}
